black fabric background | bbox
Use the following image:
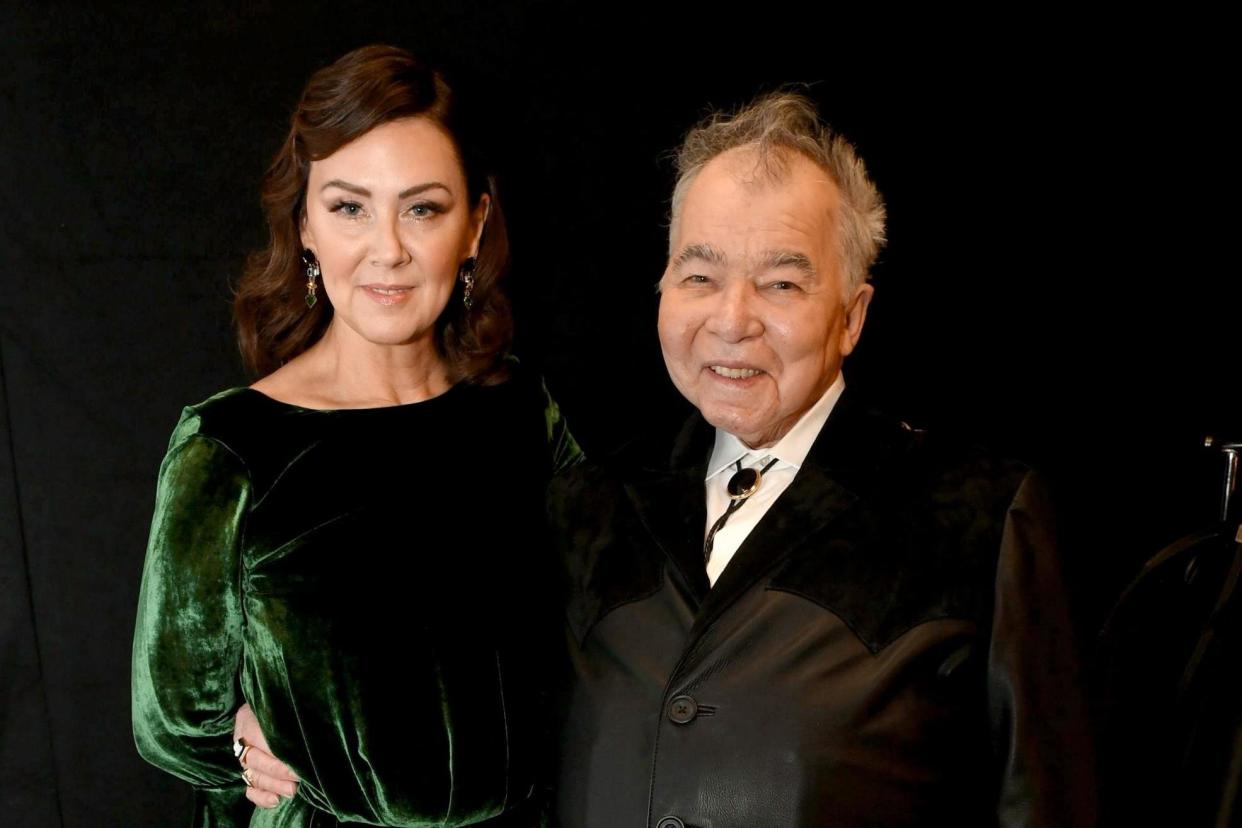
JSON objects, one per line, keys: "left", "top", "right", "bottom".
{"left": 1, "top": 4, "right": 1235, "bottom": 826}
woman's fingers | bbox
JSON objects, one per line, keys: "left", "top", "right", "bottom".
{"left": 234, "top": 702, "right": 300, "bottom": 782}
{"left": 243, "top": 744, "right": 300, "bottom": 784}
{"left": 244, "top": 765, "right": 299, "bottom": 800}
{"left": 232, "top": 703, "right": 298, "bottom": 809}
{"left": 244, "top": 784, "right": 281, "bottom": 809}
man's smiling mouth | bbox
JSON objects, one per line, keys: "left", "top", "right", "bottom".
{"left": 709, "top": 365, "right": 763, "bottom": 379}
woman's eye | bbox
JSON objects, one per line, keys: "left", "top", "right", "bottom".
{"left": 329, "top": 201, "right": 365, "bottom": 219}
{"left": 685, "top": 274, "right": 710, "bottom": 285}
{"left": 769, "top": 280, "right": 797, "bottom": 291}
{"left": 408, "top": 202, "right": 441, "bottom": 219}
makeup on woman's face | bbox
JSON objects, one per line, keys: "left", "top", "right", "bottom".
{"left": 300, "top": 116, "right": 487, "bottom": 352}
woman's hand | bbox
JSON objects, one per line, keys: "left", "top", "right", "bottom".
{"left": 233, "top": 702, "right": 300, "bottom": 808}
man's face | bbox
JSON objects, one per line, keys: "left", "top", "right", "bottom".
{"left": 658, "top": 147, "right": 872, "bottom": 448}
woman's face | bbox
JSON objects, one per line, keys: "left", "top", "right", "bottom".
{"left": 300, "top": 117, "right": 487, "bottom": 352}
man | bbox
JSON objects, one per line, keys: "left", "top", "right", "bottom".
{"left": 550, "top": 92, "right": 1095, "bottom": 827}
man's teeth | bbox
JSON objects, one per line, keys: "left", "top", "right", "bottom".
{"left": 710, "top": 366, "right": 761, "bottom": 379}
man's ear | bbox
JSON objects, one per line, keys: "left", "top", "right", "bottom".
{"left": 839, "top": 282, "right": 874, "bottom": 357}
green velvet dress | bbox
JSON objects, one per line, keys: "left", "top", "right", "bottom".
{"left": 131, "top": 366, "right": 581, "bottom": 828}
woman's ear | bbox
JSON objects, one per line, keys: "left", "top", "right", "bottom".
{"left": 299, "top": 208, "right": 314, "bottom": 252}
{"left": 468, "top": 194, "right": 491, "bottom": 258}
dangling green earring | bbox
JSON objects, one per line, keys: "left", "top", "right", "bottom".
{"left": 301, "top": 250, "right": 321, "bottom": 308}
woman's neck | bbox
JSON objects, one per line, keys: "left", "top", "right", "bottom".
{"left": 294, "top": 321, "right": 453, "bottom": 408}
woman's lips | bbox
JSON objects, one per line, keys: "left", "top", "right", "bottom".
{"left": 361, "top": 284, "right": 414, "bottom": 306}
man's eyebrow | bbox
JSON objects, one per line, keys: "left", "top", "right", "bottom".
{"left": 672, "top": 243, "right": 727, "bottom": 268}
{"left": 320, "top": 180, "right": 451, "bottom": 199}
{"left": 759, "top": 249, "right": 816, "bottom": 277}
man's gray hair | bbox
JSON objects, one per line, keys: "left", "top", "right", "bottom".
{"left": 669, "top": 91, "right": 887, "bottom": 297}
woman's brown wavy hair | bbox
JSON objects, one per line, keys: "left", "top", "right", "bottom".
{"left": 234, "top": 45, "right": 512, "bottom": 384}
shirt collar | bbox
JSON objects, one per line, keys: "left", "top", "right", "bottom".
{"left": 705, "top": 372, "right": 846, "bottom": 482}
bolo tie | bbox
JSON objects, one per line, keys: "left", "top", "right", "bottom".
{"left": 704, "top": 456, "right": 780, "bottom": 565}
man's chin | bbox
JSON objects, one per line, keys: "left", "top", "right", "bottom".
{"left": 698, "top": 404, "right": 774, "bottom": 447}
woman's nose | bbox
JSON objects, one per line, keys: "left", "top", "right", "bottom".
{"left": 370, "top": 213, "right": 408, "bottom": 268}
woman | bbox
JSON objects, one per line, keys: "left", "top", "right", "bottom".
{"left": 132, "top": 45, "right": 580, "bottom": 827}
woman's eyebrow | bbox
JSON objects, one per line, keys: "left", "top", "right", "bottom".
{"left": 398, "top": 182, "right": 450, "bottom": 199}
{"left": 319, "top": 179, "right": 451, "bottom": 199}
{"left": 321, "top": 179, "right": 370, "bottom": 196}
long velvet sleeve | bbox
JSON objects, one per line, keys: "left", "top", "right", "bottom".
{"left": 132, "top": 411, "right": 252, "bottom": 826}
{"left": 989, "top": 471, "right": 1098, "bottom": 827}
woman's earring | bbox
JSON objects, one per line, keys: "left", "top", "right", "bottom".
{"left": 301, "top": 250, "right": 321, "bottom": 308}
{"left": 459, "top": 257, "right": 477, "bottom": 311}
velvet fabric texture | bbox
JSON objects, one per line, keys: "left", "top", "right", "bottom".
{"left": 132, "top": 365, "right": 580, "bottom": 827}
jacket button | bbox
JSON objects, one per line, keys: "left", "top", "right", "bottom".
{"left": 656, "top": 818, "right": 686, "bottom": 828}
{"left": 667, "top": 695, "right": 699, "bottom": 724}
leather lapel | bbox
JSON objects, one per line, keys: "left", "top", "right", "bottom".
{"left": 689, "top": 463, "right": 858, "bottom": 642}
{"left": 688, "top": 389, "right": 874, "bottom": 643}
{"left": 622, "top": 415, "right": 714, "bottom": 605}
{"left": 620, "top": 389, "right": 886, "bottom": 632}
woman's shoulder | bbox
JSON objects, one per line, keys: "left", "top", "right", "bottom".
{"left": 169, "top": 386, "right": 268, "bottom": 440}
{"left": 161, "top": 384, "right": 359, "bottom": 503}
{"left": 163, "top": 385, "right": 311, "bottom": 470}
{"left": 183, "top": 386, "right": 262, "bottom": 420}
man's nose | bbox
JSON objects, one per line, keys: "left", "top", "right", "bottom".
{"left": 704, "top": 282, "right": 763, "bottom": 342}
{"left": 370, "top": 212, "right": 408, "bottom": 268}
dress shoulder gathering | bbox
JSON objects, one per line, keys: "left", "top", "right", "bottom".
{"left": 132, "top": 364, "right": 582, "bottom": 828}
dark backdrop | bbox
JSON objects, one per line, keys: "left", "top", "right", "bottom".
{"left": 1, "top": 4, "right": 1235, "bottom": 826}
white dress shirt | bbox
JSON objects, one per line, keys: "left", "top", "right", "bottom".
{"left": 703, "top": 372, "right": 846, "bottom": 586}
